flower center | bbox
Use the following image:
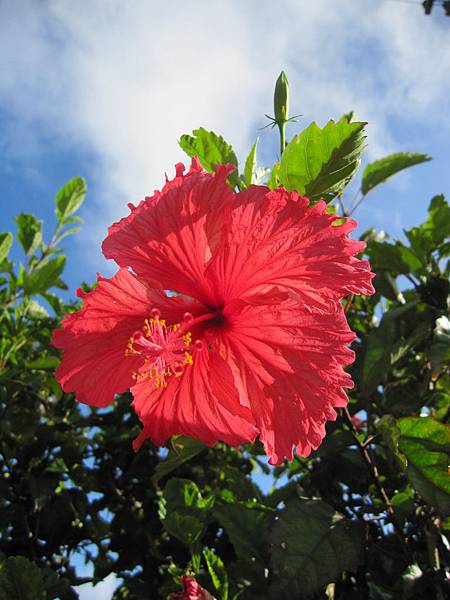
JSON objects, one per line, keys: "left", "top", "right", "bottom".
{"left": 126, "top": 308, "right": 203, "bottom": 388}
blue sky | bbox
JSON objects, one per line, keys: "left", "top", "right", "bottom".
{"left": 1, "top": 1, "right": 449, "bottom": 597}
{"left": 2, "top": 0, "right": 450, "bottom": 294}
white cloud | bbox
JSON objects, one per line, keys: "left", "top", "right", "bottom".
{"left": 1, "top": 0, "right": 449, "bottom": 264}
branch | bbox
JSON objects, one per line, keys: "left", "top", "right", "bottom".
{"left": 342, "top": 407, "right": 395, "bottom": 517}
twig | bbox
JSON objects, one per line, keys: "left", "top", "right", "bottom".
{"left": 337, "top": 195, "right": 347, "bottom": 216}
{"left": 361, "top": 434, "right": 380, "bottom": 449}
{"left": 405, "top": 274, "right": 420, "bottom": 290}
{"left": 342, "top": 407, "right": 395, "bottom": 518}
{"left": 344, "top": 295, "right": 354, "bottom": 314}
{"left": 348, "top": 188, "right": 363, "bottom": 215}
{"left": 342, "top": 406, "right": 411, "bottom": 554}
{"left": 425, "top": 518, "right": 445, "bottom": 600}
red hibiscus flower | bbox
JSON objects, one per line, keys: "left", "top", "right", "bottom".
{"left": 52, "top": 159, "right": 374, "bottom": 464}
{"left": 170, "top": 575, "right": 215, "bottom": 600}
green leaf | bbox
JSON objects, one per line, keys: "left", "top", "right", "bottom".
{"left": 362, "top": 301, "right": 427, "bottom": 394}
{"left": 267, "top": 162, "right": 280, "bottom": 189}
{"left": 41, "top": 291, "right": 64, "bottom": 314}
{"left": 159, "top": 478, "right": 214, "bottom": 547}
{"left": 269, "top": 499, "right": 365, "bottom": 598}
{"left": 0, "top": 233, "right": 13, "bottom": 263}
{"left": 214, "top": 502, "right": 271, "bottom": 563}
{"left": 15, "top": 213, "right": 42, "bottom": 255}
{"left": 373, "top": 272, "right": 401, "bottom": 302}
{"left": 397, "top": 417, "right": 450, "bottom": 515}
{"left": 23, "top": 257, "right": 66, "bottom": 295}
{"left": 277, "top": 117, "right": 366, "bottom": 203}
{"left": 383, "top": 377, "right": 424, "bottom": 417}
{"left": 55, "top": 227, "right": 81, "bottom": 243}
{"left": 152, "top": 436, "right": 206, "bottom": 484}
{"left": 219, "top": 466, "right": 263, "bottom": 504}
{"left": 203, "top": 549, "right": 229, "bottom": 600}
{"left": 55, "top": 177, "right": 87, "bottom": 223}
{"left": 26, "top": 356, "right": 60, "bottom": 370}
{"left": 41, "top": 567, "right": 77, "bottom": 600}
{"left": 422, "top": 194, "right": 450, "bottom": 246}
{"left": 391, "top": 486, "right": 415, "bottom": 521}
{"left": 0, "top": 556, "right": 46, "bottom": 600}
{"left": 179, "top": 128, "right": 240, "bottom": 188}
{"left": 367, "top": 241, "right": 423, "bottom": 275}
{"left": 405, "top": 195, "right": 450, "bottom": 261}
{"left": 376, "top": 415, "right": 407, "bottom": 468}
{"left": 243, "top": 139, "right": 258, "bottom": 187}
{"left": 361, "top": 152, "right": 431, "bottom": 195}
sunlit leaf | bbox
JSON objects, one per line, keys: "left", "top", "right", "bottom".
{"left": 55, "top": 177, "right": 87, "bottom": 223}
{"left": 361, "top": 152, "right": 431, "bottom": 195}
{"left": 278, "top": 117, "right": 366, "bottom": 202}
{"left": 15, "top": 213, "right": 42, "bottom": 255}
{"left": 23, "top": 256, "right": 66, "bottom": 295}
{"left": 179, "top": 128, "right": 240, "bottom": 188}
{"left": 0, "top": 233, "right": 13, "bottom": 264}
{"left": 243, "top": 138, "right": 258, "bottom": 187}
{"left": 203, "top": 549, "right": 229, "bottom": 600}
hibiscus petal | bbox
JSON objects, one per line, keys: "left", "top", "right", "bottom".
{"left": 131, "top": 345, "right": 258, "bottom": 450}
{"left": 209, "top": 186, "right": 375, "bottom": 309}
{"left": 102, "top": 159, "right": 234, "bottom": 306}
{"left": 217, "top": 299, "right": 356, "bottom": 465}
{"left": 52, "top": 268, "right": 202, "bottom": 407}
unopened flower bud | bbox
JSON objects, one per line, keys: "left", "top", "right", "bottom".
{"left": 274, "top": 71, "right": 290, "bottom": 125}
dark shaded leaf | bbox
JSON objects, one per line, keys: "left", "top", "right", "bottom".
{"left": 367, "top": 241, "right": 423, "bottom": 275}
{"left": 269, "top": 499, "right": 365, "bottom": 598}
{"left": 152, "top": 436, "right": 206, "bottom": 484}
{"left": 376, "top": 415, "right": 406, "bottom": 467}
{"left": 0, "top": 556, "right": 46, "bottom": 600}
{"left": 362, "top": 302, "right": 427, "bottom": 394}
{"left": 214, "top": 503, "right": 271, "bottom": 563}
{"left": 405, "top": 195, "right": 450, "bottom": 262}
{"left": 159, "top": 478, "right": 214, "bottom": 547}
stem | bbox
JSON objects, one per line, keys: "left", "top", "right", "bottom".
{"left": 348, "top": 188, "right": 364, "bottom": 215}
{"left": 337, "top": 195, "right": 347, "bottom": 216}
{"left": 343, "top": 407, "right": 394, "bottom": 516}
{"left": 344, "top": 294, "right": 354, "bottom": 314}
{"left": 278, "top": 122, "right": 286, "bottom": 157}
{"left": 405, "top": 274, "right": 420, "bottom": 290}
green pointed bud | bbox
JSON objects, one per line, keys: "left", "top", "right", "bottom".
{"left": 274, "top": 71, "right": 290, "bottom": 125}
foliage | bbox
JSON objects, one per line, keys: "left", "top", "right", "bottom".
{"left": 1, "top": 81, "right": 449, "bottom": 600}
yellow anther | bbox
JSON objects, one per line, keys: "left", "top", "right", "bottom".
{"left": 125, "top": 311, "right": 201, "bottom": 389}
